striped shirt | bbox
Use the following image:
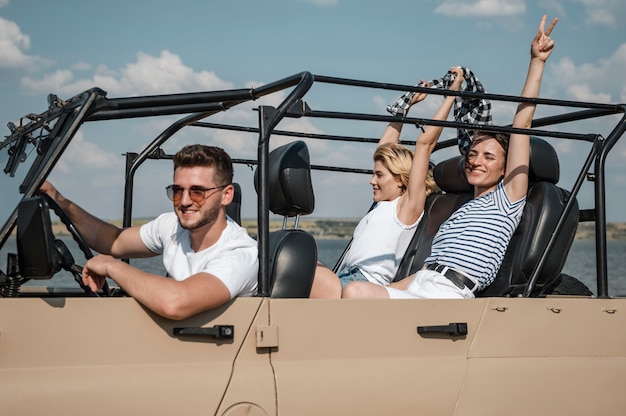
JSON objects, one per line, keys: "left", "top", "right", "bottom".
{"left": 424, "top": 181, "right": 526, "bottom": 290}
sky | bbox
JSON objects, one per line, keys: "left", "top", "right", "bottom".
{"left": 1, "top": 0, "right": 625, "bottom": 222}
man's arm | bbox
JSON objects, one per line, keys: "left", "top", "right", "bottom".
{"left": 40, "top": 181, "right": 154, "bottom": 258}
{"left": 82, "top": 255, "right": 231, "bottom": 320}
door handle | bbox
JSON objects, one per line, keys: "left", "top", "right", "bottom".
{"left": 173, "top": 325, "right": 234, "bottom": 339}
{"left": 417, "top": 322, "right": 467, "bottom": 336}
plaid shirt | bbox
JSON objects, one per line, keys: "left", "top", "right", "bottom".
{"left": 386, "top": 66, "right": 492, "bottom": 154}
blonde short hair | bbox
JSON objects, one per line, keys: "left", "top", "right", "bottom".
{"left": 373, "top": 143, "right": 439, "bottom": 197}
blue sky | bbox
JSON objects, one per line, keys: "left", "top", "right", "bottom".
{"left": 1, "top": 0, "right": 625, "bottom": 221}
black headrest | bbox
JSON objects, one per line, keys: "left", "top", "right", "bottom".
{"left": 255, "top": 140, "right": 315, "bottom": 217}
{"left": 433, "top": 156, "right": 471, "bottom": 193}
{"left": 528, "top": 137, "right": 559, "bottom": 183}
{"left": 434, "top": 137, "right": 559, "bottom": 193}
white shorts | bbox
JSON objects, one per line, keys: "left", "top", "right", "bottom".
{"left": 385, "top": 269, "right": 475, "bottom": 299}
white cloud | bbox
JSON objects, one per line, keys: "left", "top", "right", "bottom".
{"left": 45, "top": 130, "right": 129, "bottom": 219}
{"left": 0, "top": 0, "right": 9, "bottom": 8}
{"left": 122, "top": 51, "right": 233, "bottom": 94}
{"left": 71, "top": 61, "right": 93, "bottom": 71}
{"left": 20, "top": 69, "right": 74, "bottom": 94}
{"left": 21, "top": 50, "right": 234, "bottom": 97}
{"left": 573, "top": 0, "right": 626, "bottom": 28}
{"left": 566, "top": 85, "right": 612, "bottom": 103}
{"left": 53, "top": 131, "right": 123, "bottom": 174}
{"left": 0, "top": 16, "right": 48, "bottom": 69}
{"left": 434, "top": 0, "right": 525, "bottom": 17}
{"left": 550, "top": 43, "right": 626, "bottom": 103}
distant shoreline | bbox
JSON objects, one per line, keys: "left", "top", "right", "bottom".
{"left": 49, "top": 218, "right": 626, "bottom": 241}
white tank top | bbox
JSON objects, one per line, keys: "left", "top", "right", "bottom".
{"left": 340, "top": 197, "right": 422, "bottom": 285}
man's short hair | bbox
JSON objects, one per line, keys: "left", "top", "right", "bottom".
{"left": 173, "top": 144, "right": 234, "bottom": 185}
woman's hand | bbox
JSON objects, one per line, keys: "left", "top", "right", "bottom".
{"left": 409, "top": 79, "right": 430, "bottom": 106}
{"left": 532, "top": 15, "right": 558, "bottom": 62}
{"left": 449, "top": 66, "right": 464, "bottom": 91}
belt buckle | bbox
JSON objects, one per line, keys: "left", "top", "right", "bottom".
{"left": 443, "top": 268, "right": 465, "bottom": 291}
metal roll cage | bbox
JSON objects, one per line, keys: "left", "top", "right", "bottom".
{"left": 2, "top": 71, "right": 625, "bottom": 297}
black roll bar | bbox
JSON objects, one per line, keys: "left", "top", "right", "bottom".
{"left": 3, "top": 71, "right": 625, "bottom": 297}
{"left": 592, "top": 108, "right": 626, "bottom": 297}
{"left": 121, "top": 73, "right": 624, "bottom": 297}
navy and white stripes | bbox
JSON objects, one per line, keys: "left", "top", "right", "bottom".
{"left": 424, "top": 182, "right": 525, "bottom": 290}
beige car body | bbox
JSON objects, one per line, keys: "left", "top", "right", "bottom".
{"left": 2, "top": 296, "right": 625, "bottom": 415}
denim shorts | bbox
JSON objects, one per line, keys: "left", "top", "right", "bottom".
{"left": 337, "top": 266, "right": 369, "bottom": 288}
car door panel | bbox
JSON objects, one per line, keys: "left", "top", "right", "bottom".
{"left": 0, "top": 296, "right": 265, "bottom": 416}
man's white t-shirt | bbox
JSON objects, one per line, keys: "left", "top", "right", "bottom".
{"left": 140, "top": 213, "right": 258, "bottom": 298}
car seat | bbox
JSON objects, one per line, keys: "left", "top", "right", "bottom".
{"left": 255, "top": 140, "right": 317, "bottom": 298}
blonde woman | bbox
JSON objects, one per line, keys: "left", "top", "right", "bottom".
{"left": 310, "top": 68, "right": 464, "bottom": 298}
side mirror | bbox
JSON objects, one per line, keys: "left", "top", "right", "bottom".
{"left": 17, "top": 196, "right": 61, "bottom": 279}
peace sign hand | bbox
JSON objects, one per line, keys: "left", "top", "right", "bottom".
{"left": 532, "top": 14, "right": 558, "bottom": 62}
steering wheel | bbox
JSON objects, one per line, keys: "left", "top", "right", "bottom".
{"left": 39, "top": 193, "right": 111, "bottom": 296}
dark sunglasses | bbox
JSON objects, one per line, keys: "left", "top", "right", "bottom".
{"left": 165, "top": 184, "right": 228, "bottom": 204}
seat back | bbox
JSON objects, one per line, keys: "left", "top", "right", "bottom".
{"left": 394, "top": 137, "right": 579, "bottom": 297}
{"left": 226, "top": 182, "right": 242, "bottom": 225}
{"left": 255, "top": 140, "right": 317, "bottom": 298}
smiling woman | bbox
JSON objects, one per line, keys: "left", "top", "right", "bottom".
{"left": 464, "top": 131, "right": 510, "bottom": 197}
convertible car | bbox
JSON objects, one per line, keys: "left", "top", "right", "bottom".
{"left": 1, "top": 72, "right": 625, "bottom": 415}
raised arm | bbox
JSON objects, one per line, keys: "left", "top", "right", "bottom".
{"left": 397, "top": 67, "right": 464, "bottom": 225}
{"left": 503, "top": 15, "right": 558, "bottom": 201}
{"left": 378, "top": 81, "right": 429, "bottom": 147}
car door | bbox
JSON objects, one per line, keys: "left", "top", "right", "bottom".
{"left": 0, "top": 296, "right": 267, "bottom": 416}
{"left": 267, "top": 298, "right": 488, "bottom": 415}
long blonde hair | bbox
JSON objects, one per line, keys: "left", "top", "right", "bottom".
{"left": 373, "top": 143, "right": 439, "bottom": 197}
